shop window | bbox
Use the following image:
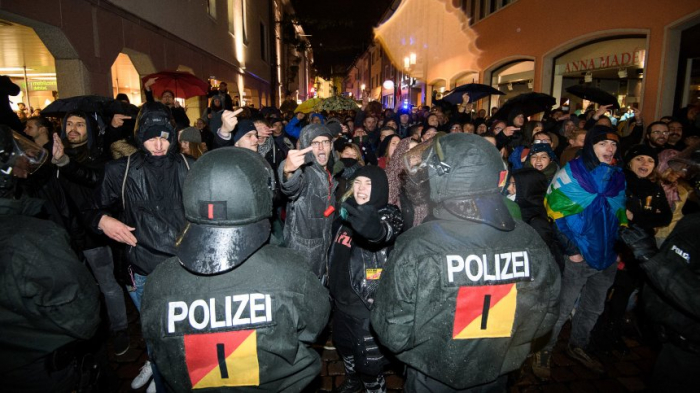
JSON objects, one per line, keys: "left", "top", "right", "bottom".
{"left": 553, "top": 37, "right": 646, "bottom": 113}
{"left": 207, "top": 0, "right": 216, "bottom": 20}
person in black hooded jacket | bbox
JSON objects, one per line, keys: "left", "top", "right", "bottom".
{"left": 495, "top": 107, "right": 525, "bottom": 151}
{"left": 84, "top": 102, "right": 193, "bottom": 392}
{"left": 51, "top": 110, "right": 131, "bottom": 355}
{"left": 506, "top": 168, "right": 564, "bottom": 273}
{"left": 329, "top": 165, "right": 402, "bottom": 393}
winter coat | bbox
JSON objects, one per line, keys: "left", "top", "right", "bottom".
{"left": 371, "top": 216, "right": 561, "bottom": 389}
{"left": 86, "top": 150, "right": 193, "bottom": 275}
{"left": 53, "top": 145, "right": 110, "bottom": 251}
{"left": 0, "top": 197, "right": 100, "bottom": 372}
{"left": 640, "top": 213, "right": 700, "bottom": 346}
{"left": 328, "top": 204, "right": 402, "bottom": 316}
{"left": 141, "top": 245, "right": 330, "bottom": 392}
{"left": 624, "top": 169, "right": 672, "bottom": 231}
{"left": 278, "top": 128, "right": 338, "bottom": 279}
{"left": 284, "top": 116, "right": 305, "bottom": 141}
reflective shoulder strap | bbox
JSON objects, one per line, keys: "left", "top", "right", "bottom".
{"left": 181, "top": 153, "right": 191, "bottom": 171}
{"left": 121, "top": 154, "right": 131, "bottom": 211}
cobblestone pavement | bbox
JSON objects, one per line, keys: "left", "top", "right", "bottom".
{"left": 109, "top": 297, "right": 656, "bottom": 392}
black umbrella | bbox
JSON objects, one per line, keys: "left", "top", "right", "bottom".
{"left": 493, "top": 92, "right": 557, "bottom": 121}
{"left": 41, "top": 95, "right": 115, "bottom": 117}
{"left": 103, "top": 99, "right": 140, "bottom": 117}
{"left": 442, "top": 83, "right": 504, "bottom": 105}
{"left": 565, "top": 85, "right": 620, "bottom": 109}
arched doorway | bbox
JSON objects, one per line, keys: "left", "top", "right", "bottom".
{"left": 489, "top": 60, "right": 535, "bottom": 110}
{"left": 111, "top": 53, "right": 142, "bottom": 106}
{"left": 0, "top": 19, "right": 57, "bottom": 114}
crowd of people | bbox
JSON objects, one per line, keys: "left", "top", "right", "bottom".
{"left": 1, "top": 73, "right": 699, "bottom": 393}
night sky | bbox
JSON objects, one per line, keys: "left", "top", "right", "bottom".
{"left": 289, "top": 0, "right": 395, "bottom": 77}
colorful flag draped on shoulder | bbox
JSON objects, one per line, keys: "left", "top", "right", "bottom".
{"left": 545, "top": 158, "right": 627, "bottom": 270}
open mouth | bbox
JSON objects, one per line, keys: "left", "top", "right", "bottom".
{"left": 534, "top": 163, "right": 545, "bottom": 170}
{"left": 601, "top": 154, "right": 613, "bottom": 163}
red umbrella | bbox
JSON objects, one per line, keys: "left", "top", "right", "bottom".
{"left": 141, "top": 71, "right": 209, "bottom": 99}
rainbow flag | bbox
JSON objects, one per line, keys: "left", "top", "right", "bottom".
{"left": 545, "top": 158, "right": 627, "bottom": 270}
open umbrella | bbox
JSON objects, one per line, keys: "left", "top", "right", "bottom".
{"left": 141, "top": 71, "right": 209, "bottom": 99}
{"left": 493, "top": 92, "right": 557, "bottom": 121}
{"left": 103, "top": 100, "right": 140, "bottom": 117}
{"left": 294, "top": 97, "right": 323, "bottom": 114}
{"left": 41, "top": 95, "right": 114, "bottom": 117}
{"left": 442, "top": 83, "right": 504, "bottom": 105}
{"left": 565, "top": 85, "right": 620, "bottom": 109}
{"left": 313, "top": 95, "right": 359, "bottom": 112}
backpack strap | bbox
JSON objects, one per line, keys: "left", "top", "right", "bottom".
{"left": 181, "top": 153, "right": 191, "bottom": 171}
{"left": 121, "top": 154, "right": 131, "bottom": 211}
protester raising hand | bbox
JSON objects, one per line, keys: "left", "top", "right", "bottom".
{"left": 283, "top": 146, "right": 313, "bottom": 178}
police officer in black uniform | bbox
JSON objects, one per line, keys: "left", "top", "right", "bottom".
{"left": 621, "top": 141, "right": 700, "bottom": 393}
{"left": 371, "top": 133, "right": 561, "bottom": 392}
{"left": 0, "top": 125, "right": 101, "bottom": 392}
{"left": 141, "top": 146, "right": 331, "bottom": 392}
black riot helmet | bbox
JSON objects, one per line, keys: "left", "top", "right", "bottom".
{"left": 176, "top": 147, "right": 275, "bottom": 275}
{"left": 1, "top": 125, "right": 48, "bottom": 197}
{"left": 405, "top": 133, "right": 514, "bottom": 230}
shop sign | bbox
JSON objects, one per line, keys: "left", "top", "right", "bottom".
{"left": 558, "top": 49, "right": 645, "bottom": 74}
{"left": 28, "top": 80, "right": 58, "bottom": 91}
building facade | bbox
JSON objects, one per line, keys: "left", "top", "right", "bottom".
{"left": 347, "top": 0, "right": 700, "bottom": 120}
{"left": 1, "top": 0, "right": 313, "bottom": 123}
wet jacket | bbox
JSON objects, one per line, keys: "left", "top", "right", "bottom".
{"left": 0, "top": 197, "right": 100, "bottom": 372}
{"left": 86, "top": 150, "right": 191, "bottom": 275}
{"left": 54, "top": 116, "right": 111, "bottom": 251}
{"left": 141, "top": 245, "right": 331, "bottom": 392}
{"left": 278, "top": 127, "right": 337, "bottom": 278}
{"left": 640, "top": 213, "right": 700, "bottom": 346}
{"left": 371, "top": 217, "right": 560, "bottom": 389}
{"left": 624, "top": 169, "right": 672, "bottom": 231}
{"left": 328, "top": 205, "right": 402, "bottom": 316}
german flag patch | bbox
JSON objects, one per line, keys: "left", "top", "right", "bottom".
{"left": 453, "top": 284, "right": 517, "bottom": 339}
{"left": 184, "top": 330, "right": 259, "bottom": 389}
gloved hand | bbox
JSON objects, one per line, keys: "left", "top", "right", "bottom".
{"left": 619, "top": 225, "right": 658, "bottom": 262}
{"left": 343, "top": 202, "right": 385, "bottom": 241}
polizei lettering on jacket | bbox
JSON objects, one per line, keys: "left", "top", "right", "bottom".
{"left": 446, "top": 252, "right": 530, "bottom": 285}
{"left": 167, "top": 293, "right": 272, "bottom": 334}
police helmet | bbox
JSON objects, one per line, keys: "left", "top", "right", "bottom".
{"left": 177, "top": 147, "right": 275, "bottom": 275}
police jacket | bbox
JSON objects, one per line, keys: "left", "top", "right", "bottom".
{"left": 141, "top": 245, "right": 331, "bottom": 392}
{"left": 86, "top": 150, "right": 192, "bottom": 275}
{"left": 640, "top": 213, "right": 700, "bottom": 345}
{"left": 328, "top": 204, "right": 402, "bottom": 314}
{"left": 371, "top": 215, "right": 561, "bottom": 389}
{"left": 0, "top": 197, "right": 100, "bottom": 372}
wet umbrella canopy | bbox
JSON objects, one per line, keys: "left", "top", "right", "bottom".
{"left": 493, "top": 92, "right": 557, "bottom": 121}
{"left": 442, "top": 83, "right": 504, "bottom": 105}
{"left": 566, "top": 85, "right": 621, "bottom": 109}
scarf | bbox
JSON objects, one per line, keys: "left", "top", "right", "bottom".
{"left": 545, "top": 157, "right": 627, "bottom": 270}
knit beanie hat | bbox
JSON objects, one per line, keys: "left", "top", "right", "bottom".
{"left": 179, "top": 127, "right": 202, "bottom": 144}
{"left": 624, "top": 144, "right": 658, "bottom": 165}
{"left": 351, "top": 165, "right": 389, "bottom": 208}
{"left": 233, "top": 120, "right": 257, "bottom": 144}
